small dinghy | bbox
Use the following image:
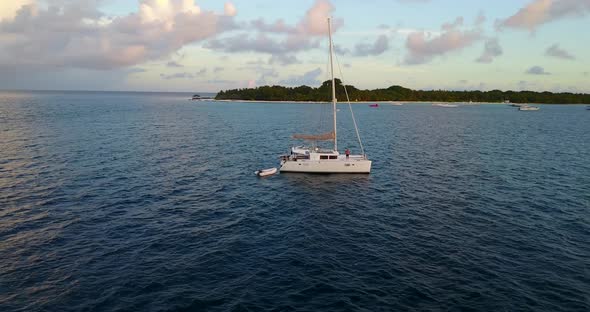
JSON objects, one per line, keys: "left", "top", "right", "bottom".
{"left": 519, "top": 105, "right": 540, "bottom": 111}
{"left": 255, "top": 167, "right": 278, "bottom": 177}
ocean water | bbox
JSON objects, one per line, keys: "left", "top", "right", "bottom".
{"left": 1, "top": 91, "right": 588, "bottom": 312}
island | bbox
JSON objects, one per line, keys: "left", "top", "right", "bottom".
{"left": 216, "top": 79, "right": 590, "bottom": 104}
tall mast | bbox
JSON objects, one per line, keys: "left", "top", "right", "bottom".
{"left": 328, "top": 17, "right": 337, "bottom": 152}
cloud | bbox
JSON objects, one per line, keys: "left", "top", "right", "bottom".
{"left": 160, "top": 72, "right": 194, "bottom": 80}
{"left": 476, "top": 38, "right": 503, "bottom": 63}
{"left": 299, "top": 0, "right": 343, "bottom": 36}
{"left": 353, "top": 35, "right": 389, "bottom": 56}
{"left": 526, "top": 66, "right": 551, "bottom": 75}
{"left": 498, "top": 0, "right": 590, "bottom": 31}
{"left": 250, "top": 18, "right": 297, "bottom": 34}
{"left": 0, "top": 0, "right": 36, "bottom": 22}
{"left": 255, "top": 68, "right": 280, "bottom": 86}
{"left": 545, "top": 44, "right": 575, "bottom": 60}
{"left": 403, "top": 17, "right": 482, "bottom": 65}
{"left": 166, "top": 61, "right": 183, "bottom": 68}
{"left": 250, "top": 1, "right": 342, "bottom": 35}
{"left": 0, "top": 0, "right": 237, "bottom": 70}
{"left": 279, "top": 68, "right": 323, "bottom": 86}
{"left": 333, "top": 44, "right": 350, "bottom": 55}
{"left": 206, "top": 34, "right": 320, "bottom": 54}
{"left": 224, "top": 3, "right": 237, "bottom": 17}
{"left": 207, "top": 0, "right": 339, "bottom": 58}
{"left": 269, "top": 54, "right": 301, "bottom": 65}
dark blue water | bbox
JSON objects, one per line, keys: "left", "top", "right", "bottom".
{"left": 1, "top": 91, "right": 589, "bottom": 312}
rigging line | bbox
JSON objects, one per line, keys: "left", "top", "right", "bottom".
{"left": 333, "top": 53, "right": 366, "bottom": 156}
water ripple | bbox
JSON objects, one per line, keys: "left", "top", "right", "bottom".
{"left": 0, "top": 92, "right": 589, "bottom": 311}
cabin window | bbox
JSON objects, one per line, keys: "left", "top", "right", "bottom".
{"left": 320, "top": 156, "right": 329, "bottom": 160}
{"left": 329, "top": 156, "right": 338, "bottom": 159}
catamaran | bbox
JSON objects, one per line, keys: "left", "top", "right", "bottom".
{"left": 279, "top": 18, "right": 371, "bottom": 174}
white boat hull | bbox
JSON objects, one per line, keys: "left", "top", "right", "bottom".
{"left": 255, "top": 168, "right": 278, "bottom": 177}
{"left": 280, "top": 157, "right": 371, "bottom": 173}
{"left": 433, "top": 103, "right": 458, "bottom": 108}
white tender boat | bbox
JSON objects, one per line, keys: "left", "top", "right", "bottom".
{"left": 519, "top": 105, "right": 540, "bottom": 111}
{"left": 433, "top": 103, "right": 458, "bottom": 108}
{"left": 279, "top": 18, "right": 371, "bottom": 174}
{"left": 255, "top": 168, "right": 278, "bottom": 177}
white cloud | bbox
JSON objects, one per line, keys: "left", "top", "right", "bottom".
{"left": 207, "top": 0, "right": 339, "bottom": 58}
{"left": 299, "top": 0, "right": 343, "bottom": 36}
{"left": 498, "top": 0, "right": 590, "bottom": 31}
{"left": 0, "top": 0, "right": 237, "bottom": 70}
{"left": 404, "top": 17, "right": 482, "bottom": 65}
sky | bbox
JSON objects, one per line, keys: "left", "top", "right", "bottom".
{"left": 0, "top": 0, "right": 589, "bottom": 93}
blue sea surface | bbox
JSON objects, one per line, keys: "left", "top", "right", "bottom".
{"left": 1, "top": 91, "right": 589, "bottom": 311}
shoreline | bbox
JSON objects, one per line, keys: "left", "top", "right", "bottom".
{"left": 209, "top": 99, "right": 587, "bottom": 105}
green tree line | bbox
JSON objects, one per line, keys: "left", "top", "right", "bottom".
{"left": 215, "top": 80, "right": 590, "bottom": 104}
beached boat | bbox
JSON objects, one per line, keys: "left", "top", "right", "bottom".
{"left": 279, "top": 18, "right": 371, "bottom": 174}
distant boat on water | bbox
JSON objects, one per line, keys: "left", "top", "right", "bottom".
{"left": 433, "top": 103, "right": 458, "bottom": 108}
{"left": 519, "top": 105, "right": 540, "bottom": 111}
{"left": 369, "top": 104, "right": 379, "bottom": 108}
{"left": 191, "top": 94, "right": 213, "bottom": 101}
